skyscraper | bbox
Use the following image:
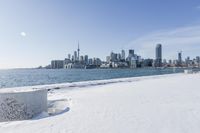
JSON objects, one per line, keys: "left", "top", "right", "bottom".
{"left": 121, "top": 50, "right": 125, "bottom": 60}
{"left": 155, "top": 44, "right": 162, "bottom": 67}
{"left": 178, "top": 51, "right": 182, "bottom": 65}
{"left": 74, "top": 51, "right": 77, "bottom": 61}
{"left": 77, "top": 42, "right": 80, "bottom": 61}
{"left": 196, "top": 56, "right": 200, "bottom": 63}
{"left": 196, "top": 56, "right": 200, "bottom": 67}
{"left": 84, "top": 55, "right": 89, "bottom": 65}
{"left": 106, "top": 56, "right": 111, "bottom": 63}
{"left": 110, "top": 52, "right": 117, "bottom": 62}
{"left": 128, "top": 49, "right": 134, "bottom": 57}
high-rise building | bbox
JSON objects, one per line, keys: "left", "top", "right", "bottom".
{"left": 68, "top": 54, "right": 71, "bottom": 60}
{"left": 196, "top": 56, "right": 200, "bottom": 63}
{"left": 72, "top": 55, "right": 74, "bottom": 61}
{"left": 185, "top": 56, "right": 190, "bottom": 66}
{"left": 155, "top": 44, "right": 162, "bottom": 67}
{"left": 168, "top": 60, "right": 172, "bottom": 65}
{"left": 110, "top": 52, "right": 117, "bottom": 62}
{"left": 128, "top": 49, "right": 134, "bottom": 57}
{"left": 80, "top": 56, "right": 84, "bottom": 61}
{"left": 77, "top": 42, "right": 80, "bottom": 61}
{"left": 92, "top": 58, "right": 101, "bottom": 66}
{"left": 74, "top": 51, "right": 77, "bottom": 61}
{"left": 84, "top": 55, "right": 89, "bottom": 65}
{"left": 106, "top": 56, "right": 111, "bottom": 63}
{"left": 196, "top": 56, "right": 200, "bottom": 67}
{"left": 88, "top": 58, "right": 93, "bottom": 65}
{"left": 163, "top": 59, "right": 167, "bottom": 65}
{"left": 130, "top": 57, "right": 137, "bottom": 68}
{"left": 121, "top": 50, "right": 125, "bottom": 60}
{"left": 178, "top": 51, "right": 182, "bottom": 65}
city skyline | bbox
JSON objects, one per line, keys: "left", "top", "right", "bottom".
{"left": 1, "top": 0, "right": 200, "bottom": 68}
{"left": 48, "top": 43, "right": 200, "bottom": 69}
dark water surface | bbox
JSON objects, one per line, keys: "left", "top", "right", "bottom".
{"left": 0, "top": 68, "right": 196, "bottom": 89}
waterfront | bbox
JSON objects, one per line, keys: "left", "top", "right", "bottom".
{"left": 1, "top": 72, "right": 200, "bottom": 133}
{"left": 0, "top": 68, "right": 196, "bottom": 89}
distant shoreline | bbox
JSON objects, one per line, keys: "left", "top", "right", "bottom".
{"left": 0, "top": 66, "right": 198, "bottom": 70}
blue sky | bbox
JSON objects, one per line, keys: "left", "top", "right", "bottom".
{"left": 0, "top": 0, "right": 200, "bottom": 68}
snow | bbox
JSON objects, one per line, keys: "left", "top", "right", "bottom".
{"left": 0, "top": 89, "right": 47, "bottom": 122}
{"left": 0, "top": 73, "right": 200, "bottom": 133}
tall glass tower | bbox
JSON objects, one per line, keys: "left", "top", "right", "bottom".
{"left": 77, "top": 42, "right": 80, "bottom": 61}
{"left": 121, "top": 50, "right": 125, "bottom": 60}
{"left": 155, "top": 44, "right": 162, "bottom": 67}
{"left": 178, "top": 51, "right": 182, "bottom": 65}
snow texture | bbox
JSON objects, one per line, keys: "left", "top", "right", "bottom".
{"left": 0, "top": 89, "right": 47, "bottom": 122}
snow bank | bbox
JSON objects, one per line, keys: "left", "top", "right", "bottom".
{"left": 1, "top": 73, "right": 200, "bottom": 133}
{"left": 0, "top": 89, "right": 47, "bottom": 122}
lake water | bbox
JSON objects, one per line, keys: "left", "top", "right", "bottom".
{"left": 0, "top": 68, "right": 196, "bottom": 89}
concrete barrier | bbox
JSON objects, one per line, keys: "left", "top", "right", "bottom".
{"left": 0, "top": 89, "right": 47, "bottom": 122}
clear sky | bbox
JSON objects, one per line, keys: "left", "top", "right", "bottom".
{"left": 0, "top": 0, "right": 200, "bottom": 69}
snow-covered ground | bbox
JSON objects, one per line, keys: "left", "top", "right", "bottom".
{"left": 0, "top": 73, "right": 200, "bottom": 133}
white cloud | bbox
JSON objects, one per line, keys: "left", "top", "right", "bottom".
{"left": 125, "top": 25, "right": 200, "bottom": 60}
{"left": 20, "top": 32, "right": 26, "bottom": 37}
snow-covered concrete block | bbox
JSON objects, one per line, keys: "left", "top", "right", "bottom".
{"left": 0, "top": 89, "right": 47, "bottom": 122}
